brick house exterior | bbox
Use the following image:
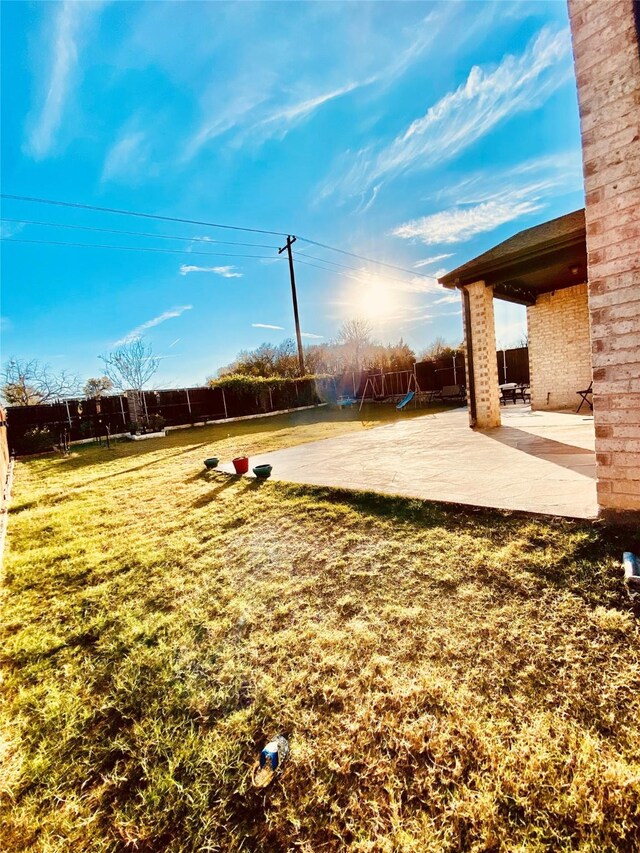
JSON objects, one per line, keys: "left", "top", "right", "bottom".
{"left": 527, "top": 283, "right": 592, "bottom": 412}
{"left": 439, "top": 0, "right": 640, "bottom": 519}
{"left": 568, "top": 0, "right": 640, "bottom": 517}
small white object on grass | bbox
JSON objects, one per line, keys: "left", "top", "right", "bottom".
{"left": 252, "top": 735, "right": 289, "bottom": 788}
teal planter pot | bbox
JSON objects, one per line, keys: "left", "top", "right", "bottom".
{"left": 253, "top": 464, "right": 272, "bottom": 480}
{"left": 204, "top": 457, "right": 219, "bottom": 469}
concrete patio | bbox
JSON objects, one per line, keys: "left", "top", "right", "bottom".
{"left": 220, "top": 406, "right": 598, "bottom": 519}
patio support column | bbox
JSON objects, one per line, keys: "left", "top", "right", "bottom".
{"left": 463, "top": 280, "right": 501, "bottom": 429}
{"left": 569, "top": 0, "right": 640, "bottom": 519}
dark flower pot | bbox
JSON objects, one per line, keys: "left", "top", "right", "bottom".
{"left": 253, "top": 464, "right": 272, "bottom": 480}
{"left": 233, "top": 456, "right": 249, "bottom": 475}
{"left": 204, "top": 457, "right": 219, "bottom": 469}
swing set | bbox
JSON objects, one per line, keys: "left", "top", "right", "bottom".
{"left": 358, "top": 367, "right": 423, "bottom": 412}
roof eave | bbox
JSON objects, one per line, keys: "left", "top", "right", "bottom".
{"left": 438, "top": 229, "right": 585, "bottom": 290}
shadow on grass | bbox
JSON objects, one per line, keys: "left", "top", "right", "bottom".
{"left": 191, "top": 476, "right": 239, "bottom": 507}
{"left": 16, "top": 404, "right": 458, "bottom": 473}
{"left": 272, "top": 481, "right": 628, "bottom": 611}
{"left": 75, "top": 443, "right": 211, "bottom": 487}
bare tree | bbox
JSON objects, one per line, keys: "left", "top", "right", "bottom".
{"left": 83, "top": 376, "right": 114, "bottom": 398}
{"left": 418, "top": 337, "right": 464, "bottom": 362}
{"left": 1, "top": 358, "right": 81, "bottom": 406}
{"left": 99, "top": 339, "right": 159, "bottom": 393}
{"left": 337, "top": 319, "right": 373, "bottom": 371}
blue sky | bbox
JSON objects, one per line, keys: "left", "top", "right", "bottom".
{"left": 1, "top": 0, "right": 585, "bottom": 387}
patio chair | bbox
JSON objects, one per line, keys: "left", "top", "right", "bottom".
{"left": 576, "top": 381, "right": 593, "bottom": 413}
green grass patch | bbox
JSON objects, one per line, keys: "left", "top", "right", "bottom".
{"left": 1, "top": 406, "right": 639, "bottom": 851}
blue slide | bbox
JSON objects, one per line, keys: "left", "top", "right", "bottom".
{"left": 396, "top": 390, "right": 415, "bottom": 410}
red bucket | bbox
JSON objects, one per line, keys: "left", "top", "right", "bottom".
{"left": 232, "top": 456, "right": 249, "bottom": 475}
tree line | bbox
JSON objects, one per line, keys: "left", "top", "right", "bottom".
{"left": 214, "top": 319, "right": 458, "bottom": 380}
{"left": 2, "top": 323, "right": 464, "bottom": 406}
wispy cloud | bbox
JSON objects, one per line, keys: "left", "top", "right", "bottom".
{"left": 183, "top": 77, "right": 276, "bottom": 160}
{"left": 26, "top": 2, "right": 100, "bottom": 159}
{"left": 393, "top": 197, "right": 543, "bottom": 245}
{"left": 325, "top": 26, "right": 573, "bottom": 201}
{"left": 300, "top": 332, "right": 323, "bottom": 339}
{"left": 253, "top": 82, "right": 363, "bottom": 142}
{"left": 432, "top": 294, "right": 460, "bottom": 305}
{"left": 101, "top": 130, "right": 148, "bottom": 183}
{"left": 0, "top": 222, "right": 25, "bottom": 239}
{"left": 252, "top": 323, "right": 284, "bottom": 330}
{"left": 436, "top": 150, "right": 583, "bottom": 207}
{"left": 414, "top": 254, "right": 454, "bottom": 268}
{"left": 395, "top": 149, "right": 583, "bottom": 247}
{"left": 394, "top": 275, "right": 442, "bottom": 294}
{"left": 179, "top": 264, "right": 243, "bottom": 278}
{"left": 185, "top": 9, "right": 446, "bottom": 159}
{"left": 114, "top": 305, "right": 192, "bottom": 346}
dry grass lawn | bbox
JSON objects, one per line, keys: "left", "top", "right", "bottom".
{"left": 1, "top": 406, "right": 639, "bottom": 852}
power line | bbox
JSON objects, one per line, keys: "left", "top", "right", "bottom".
{"left": 2, "top": 235, "right": 412, "bottom": 291}
{"left": 293, "top": 250, "right": 431, "bottom": 288}
{"left": 293, "top": 255, "right": 388, "bottom": 286}
{"left": 1, "top": 192, "right": 433, "bottom": 280}
{"left": 0, "top": 218, "right": 281, "bottom": 250}
{"left": 297, "top": 236, "right": 431, "bottom": 279}
{"left": 0, "top": 194, "right": 288, "bottom": 237}
{"left": 0, "top": 236, "right": 282, "bottom": 261}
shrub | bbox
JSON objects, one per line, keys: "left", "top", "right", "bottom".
{"left": 148, "top": 414, "right": 166, "bottom": 433}
{"left": 21, "top": 427, "right": 54, "bottom": 455}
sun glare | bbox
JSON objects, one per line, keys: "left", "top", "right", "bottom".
{"left": 349, "top": 274, "right": 403, "bottom": 323}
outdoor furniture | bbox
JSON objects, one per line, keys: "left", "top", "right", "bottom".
{"left": 517, "top": 385, "right": 531, "bottom": 403}
{"left": 499, "top": 383, "right": 518, "bottom": 405}
{"left": 438, "top": 385, "right": 466, "bottom": 403}
{"left": 576, "top": 381, "right": 593, "bottom": 413}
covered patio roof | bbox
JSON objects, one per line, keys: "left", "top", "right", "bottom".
{"left": 438, "top": 209, "right": 587, "bottom": 306}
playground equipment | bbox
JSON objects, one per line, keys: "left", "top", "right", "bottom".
{"left": 396, "top": 390, "right": 415, "bottom": 410}
{"left": 337, "top": 396, "right": 357, "bottom": 408}
{"left": 359, "top": 366, "right": 422, "bottom": 411}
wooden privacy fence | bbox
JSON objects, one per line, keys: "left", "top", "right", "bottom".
{"left": 0, "top": 406, "right": 10, "bottom": 499}
{"left": 333, "top": 346, "right": 529, "bottom": 400}
{"left": 6, "top": 378, "right": 333, "bottom": 455}
{"left": 5, "top": 351, "right": 530, "bottom": 454}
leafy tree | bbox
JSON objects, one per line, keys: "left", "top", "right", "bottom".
{"left": 83, "top": 376, "right": 114, "bottom": 398}
{"left": 214, "top": 321, "right": 416, "bottom": 380}
{"left": 222, "top": 339, "right": 300, "bottom": 379}
{"left": 1, "top": 358, "right": 81, "bottom": 406}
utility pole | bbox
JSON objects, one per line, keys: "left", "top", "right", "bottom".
{"left": 278, "top": 235, "right": 305, "bottom": 376}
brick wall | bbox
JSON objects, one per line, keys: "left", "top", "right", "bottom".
{"left": 464, "top": 281, "right": 501, "bottom": 428}
{"left": 568, "top": 0, "right": 640, "bottom": 516}
{"left": 527, "top": 283, "right": 592, "bottom": 411}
